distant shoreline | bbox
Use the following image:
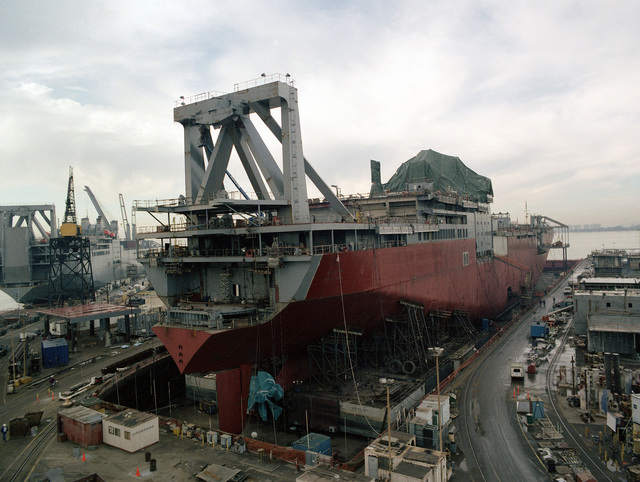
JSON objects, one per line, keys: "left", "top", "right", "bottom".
{"left": 570, "top": 227, "right": 640, "bottom": 233}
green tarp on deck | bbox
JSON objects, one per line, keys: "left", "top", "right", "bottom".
{"left": 382, "top": 149, "right": 493, "bottom": 202}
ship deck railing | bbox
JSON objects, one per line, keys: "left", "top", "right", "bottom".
{"left": 136, "top": 213, "right": 441, "bottom": 236}
{"left": 493, "top": 227, "right": 537, "bottom": 236}
{"left": 141, "top": 240, "right": 407, "bottom": 260}
{"left": 165, "top": 314, "right": 266, "bottom": 331}
{"left": 134, "top": 187, "right": 485, "bottom": 219}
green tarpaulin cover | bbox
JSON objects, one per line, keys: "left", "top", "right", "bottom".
{"left": 248, "top": 371, "right": 284, "bottom": 421}
{"left": 382, "top": 149, "right": 493, "bottom": 202}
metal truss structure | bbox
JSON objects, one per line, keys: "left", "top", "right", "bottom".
{"left": 308, "top": 328, "right": 360, "bottom": 387}
{"left": 174, "top": 74, "right": 352, "bottom": 224}
{"left": 48, "top": 237, "right": 95, "bottom": 306}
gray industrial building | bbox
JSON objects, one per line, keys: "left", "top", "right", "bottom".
{"left": 574, "top": 289, "right": 640, "bottom": 336}
{"left": 587, "top": 314, "right": 640, "bottom": 354}
{"left": 573, "top": 289, "right": 640, "bottom": 355}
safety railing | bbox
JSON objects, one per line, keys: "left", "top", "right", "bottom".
{"left": 142, "top": 238, "right": 410, "bottom": 261}
{"left": 234, "top": 73, "right": 295, "bottom": 92}
{"left": 175, "top": 90, "right": 228, "bottom": 107}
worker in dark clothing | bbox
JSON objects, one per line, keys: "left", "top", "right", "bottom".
{"left": 2, "top": 423, "right": 7, "bottom": 442}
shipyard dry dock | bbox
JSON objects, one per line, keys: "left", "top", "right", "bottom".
{"left": 0, "top": 328, "right": 448, "bottom": 481}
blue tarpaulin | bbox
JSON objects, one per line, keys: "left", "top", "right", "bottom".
{"left": 248, "top": 371, "right": 284, "bottom": 421}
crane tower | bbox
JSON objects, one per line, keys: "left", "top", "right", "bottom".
{"left": 48, "top": 166, "right": 95, "bottom": 306}
{"left": 60, "top": 166, "right": 81, "bottom": 237}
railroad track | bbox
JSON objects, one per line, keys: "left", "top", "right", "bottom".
{"left": 1, "top": 419, "right": 57, "bottom": 482}
{"left": 545, "top": 315, "right": 617, "bottom": 481}
{"left": 458, "top": 342, "right": 491, "bottom": 481}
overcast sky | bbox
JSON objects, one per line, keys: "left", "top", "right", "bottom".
{"left": 1, "top": 1, "right": 639, "bottom": 230}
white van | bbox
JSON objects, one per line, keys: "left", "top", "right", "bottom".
{"left": 19, "top": 332, "right": 37, "bottom": 342}
{"left": 510, "top": 363, "right": 525, "bottom": 380}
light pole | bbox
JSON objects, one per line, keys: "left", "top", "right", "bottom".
{"left": 429, "top": 347, "right": 444, "bottom": 452}
{"left": 571, "top": 355, "right": 576, "bottom": 394}
{"left": 380, "top": 377, "right": 394, "bottom": 476}
{"left": 22, "top": 312, "right": 26, "bottom": 378}
{"left": 12, "top": 289, "right": 19, "bottom": 382}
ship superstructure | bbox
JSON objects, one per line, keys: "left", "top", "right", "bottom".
{"left": 135, "top": 75, "right": 553, "bottom": 375}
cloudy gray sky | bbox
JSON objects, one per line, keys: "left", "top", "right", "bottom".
{"left": 1, "top": 1, "right": 639, "bottom": 229}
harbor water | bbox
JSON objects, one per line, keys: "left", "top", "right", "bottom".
{"left": 548, "top": 229, "right": 640, "bottom": 261}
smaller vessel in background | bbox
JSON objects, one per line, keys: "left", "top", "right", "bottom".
{"left": 0, "top": 190, "right": 143, "bottom": 305}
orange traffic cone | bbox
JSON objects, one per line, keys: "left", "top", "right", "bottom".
{"left": 82, "top": 452, "right": 86, "bottom": 462}
{"left": 52, "top": 392, "right": 55, "bottom": 401}
{"left": 517, "top": 385, "right": 520, "bottom": 395}
{"left": 136, "top": 467, "right": 141, "bottom": 477}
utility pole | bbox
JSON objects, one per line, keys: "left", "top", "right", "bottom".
{"left": 22, "top": 313, "right": 26, "bottom": 378}
{"left": 380, "top": 377, "right": 394, "bottom": 476}
{"left": 429, "top": 347, "right": 444, "bottom": 452}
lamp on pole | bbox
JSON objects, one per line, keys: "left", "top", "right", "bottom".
{"left": 380, "top": 377, "right": 395, "bottom": 475}
{"left": 429, "top": 347, "right": 444, "bottom": 452}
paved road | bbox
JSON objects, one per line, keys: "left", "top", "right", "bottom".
{"left": 453, "top": 300, "right": 552, "bottom": 481}
{"left": 451, "top": 260, "right": 625, "bottom": 482}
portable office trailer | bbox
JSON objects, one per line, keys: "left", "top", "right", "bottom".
{"left": 102, "top": 410, "right": 158, "bottom": 453}
{"left": 58, "top": 406, "right": 106, "bottom": 448}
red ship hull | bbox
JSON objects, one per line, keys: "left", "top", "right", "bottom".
{"left": 154, "top": 235, "right": 549, "bottom": 374}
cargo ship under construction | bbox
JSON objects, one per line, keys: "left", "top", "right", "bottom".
{"left": 135, "top": 74, "right": 555, "bottom": 378}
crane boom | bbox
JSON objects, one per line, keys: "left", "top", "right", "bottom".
{"left": 84, "top": 185, "right": 115, "bottom": 234}
{"left": 60, "top": 166, "right": 81, "bottom": 237}
{"left": 119, "top": 193, "right": 131, "bottom": 241}
{"left": 131, "top": 203, "right": 137, "bottom": 239}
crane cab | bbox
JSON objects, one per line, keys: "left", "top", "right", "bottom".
{"left": 60, "top": 222, "right": 81, "bottom": 237}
